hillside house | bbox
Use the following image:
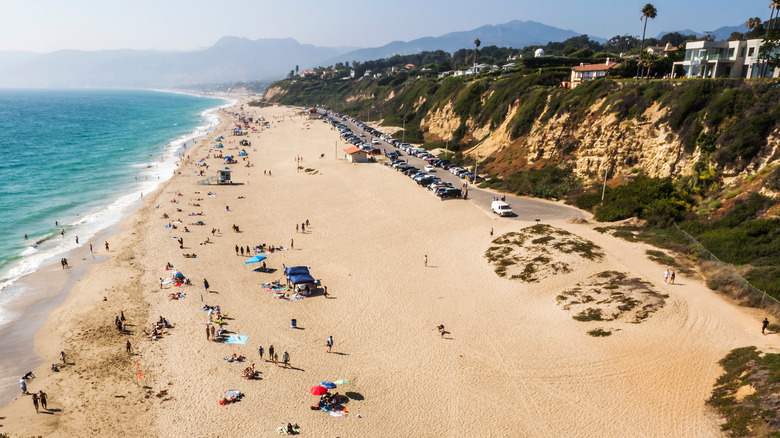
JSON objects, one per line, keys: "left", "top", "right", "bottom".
{"left": 672, "top": 39, "right": 780, "bottom": 79}
{"left": 646, "top": 42, "right": 679, "bottom": 57}
{"left": 568, "top": 58, "right": 620, "bottom": 88}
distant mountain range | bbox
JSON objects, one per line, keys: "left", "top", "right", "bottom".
{"left": 656, "top": 23, "right": 748, "bottom": 41}
{"left": 321, "top": 20, "right": 592, "bottom": 66}
{"left": 0, "top": 20, "right": 749, "bottom": 88}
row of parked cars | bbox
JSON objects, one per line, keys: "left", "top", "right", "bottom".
{"left": 320, "top": 108, "right": 465, "bottom": 199}
{"left": 390, "top": 160, "right": 463, "bottom": 200}
{"left": 390, "top": 143, "right": 475, "bottom": 182}
{"left": 324, "top": 115, "right": 379, "bottom": 154}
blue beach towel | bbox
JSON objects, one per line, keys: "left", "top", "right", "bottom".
{"left": 225, "top": 335, "right": 248, "bottom": 344}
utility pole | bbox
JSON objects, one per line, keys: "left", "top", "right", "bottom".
{"left": 473, "top": 146, "right": 479, "bottom": 185}
{"left": 601, "top": 163, "right": 610, "bottom": 201}
{"left": 402, "top": 118, "right": 405, "bottom": 143}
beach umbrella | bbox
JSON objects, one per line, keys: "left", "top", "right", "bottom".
{"left": 333, "top": 379, "right": 351, "bottom": 385}
{"left": 245, "top": 255, "right": 267, "bottom": 264}
{"left": 320, "top": 381, "right": 337, "bottom": 389}
{"left": 310, "top": 385, "right": 328, "bottom": 396}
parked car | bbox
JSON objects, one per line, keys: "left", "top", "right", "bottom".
{"left": 491, "top": 201, "right": 513, "bottom": 216}
{"left": 424, "top": 165, "right": 435, "bottom": 172}
{"left": 437, "top": 188, "right": 462, "bottom": 200}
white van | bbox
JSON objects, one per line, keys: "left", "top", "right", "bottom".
{"left": 491, "top": 201, "right": 513, "bottom": 216}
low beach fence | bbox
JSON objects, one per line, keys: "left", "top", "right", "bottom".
{"left": 672, "top": 223, "right": 780, "bottom": 311}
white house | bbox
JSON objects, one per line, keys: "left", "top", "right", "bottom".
{"left": 672, "top": 38, "right": 780, "bottom": 79}
{"left": 646, "top": 42, "right": 679, "bottom": 57}
{"left": 569, "top": 58, "right": 620, "bottom": 88}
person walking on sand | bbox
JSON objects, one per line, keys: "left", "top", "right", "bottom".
{"left": 424, "top": 255, "right": 428, "bottom": 267}
{"left": 490, "top": 228, "right": 493, "bottom": 237}
{"left": 105, "top": 241, "right": 109, "bottom": 252}
{"left": 39, "top": 391, "right": 47, "bottom": 410}
{"left": 268, "top": 345, "right": 275, "bottom": 363}
{"left": 258, "top": 346, "right": 264, "bottom": 360}
{"left": 206, "top": 325, "right": 211, "bottom": 340}
{"left": 670, "top": 271, "right": 676, "bottom": 284}
{"left": 438, "top": 324, "right": 446, "bottom": 337}
{"left": 20, "top": 378, "right": 27, "bottom": 395}
{"left": 32, "top": 392, "right": 39, "bottom": 413}
{"left": 763, "top": 318, "right": 770, "bottom": 335}
{"left": 235, "top": 244, "right": 239, "bottom": 255}
{"left": 203, "top": 279, "right": 210, "bottom": 293}
{"left": 290, "top": 239, "right": 294, "bottom": 249}
{"left": 273, "top": 352, "right": 279, "bottom": 366}
{"left": 327, "top": 336, "right": 333, "bottom": 353}
{"left": 296, "top": 224, "right": 299, "bottom": 233}
{"left": 240, "top": 246, "right": 244, "bottom": 256}
{"left": 60, "top": 351, "right": 66, "bottom": 364}
{"left": 160, "top": 278, "right": 163, "bottom": 289}
{"left": 210, "top": 325, "right": 215, "bottom": 340}
{"left": 663, "top": 269, "right": 669, "bottom": 284}
{"left": 282, "top": 351, "right": 290, "bottom": 368}
{"left": 126, "top": 340, "right": 131, "bottom": 355}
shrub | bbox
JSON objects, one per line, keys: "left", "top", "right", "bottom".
{"left": 490, "top": 166, "right": 579, "bottom": 200}
{"left": 591, "top": 176, "right": 689, "bottom": 225}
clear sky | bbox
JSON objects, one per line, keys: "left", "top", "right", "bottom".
{"left": 0, "top": 0, "right": 772, "bottom": 53}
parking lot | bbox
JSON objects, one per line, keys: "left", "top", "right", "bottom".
{"left": 322, "top": 110, "right": 587, "bottom": 221}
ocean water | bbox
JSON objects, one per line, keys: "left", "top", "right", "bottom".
{"left": 0, "top": 89, "right": 228, "bottom": 324}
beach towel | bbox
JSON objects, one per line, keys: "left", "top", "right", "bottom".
{"left": 225, "top": 335, "right": 248, "bottom": 344}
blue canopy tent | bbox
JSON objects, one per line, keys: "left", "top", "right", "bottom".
{"left": 285, "top": 266, "right": 309, "bottom": 276}
{"left": 290, "top": 274, "right": 315, "bottom": 285}
{"left": 245, "top": 255, "right": 267, "bottom": 264}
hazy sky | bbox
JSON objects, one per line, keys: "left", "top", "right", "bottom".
{"left": 0, "top": 0, "right": 771, "bottom": 53}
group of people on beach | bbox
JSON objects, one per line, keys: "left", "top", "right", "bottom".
{"left": 663, "top": 269, "right": 677, "bottom": 285}
{"left": 256, "top": 344, "right": 291, "bottom": 368}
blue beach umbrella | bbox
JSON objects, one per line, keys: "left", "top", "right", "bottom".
{"left": 320, "top": 381, "right": 337, "bottom": 389}
{"left": 245, "top": 255, "right": 267, "bottom": 264}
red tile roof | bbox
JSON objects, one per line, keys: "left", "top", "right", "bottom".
{"left": 344, "top": 147, "right": 364, "bottom": 155}
{"left": 572, "top": 62, "right": 620, "bottom": 72}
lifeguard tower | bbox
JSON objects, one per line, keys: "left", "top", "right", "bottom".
{"left": 198, "top": 167, "right": 233, "bottom": 185}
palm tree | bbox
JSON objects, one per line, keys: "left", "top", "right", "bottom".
{"left": 637, "top": 3, "right": 658, "bottom": 78}
{"left": 760, "top": 1, "right": 780, "bottom": 77}
{"left": 295, "top": 65, "right": 299, "bottom": 75}
{"left": 747, "top": 17, "right": 762, "bottom": 31}
{"left": 473, "top": 38, "right": 481, "bottom": 74}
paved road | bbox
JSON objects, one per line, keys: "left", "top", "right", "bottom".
{"left": 337, "top": 117, "right": 588, "bottom": 222}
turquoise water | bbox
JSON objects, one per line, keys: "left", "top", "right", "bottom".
{"left": 0, "top": 89, "right": 227, "bottom": 313}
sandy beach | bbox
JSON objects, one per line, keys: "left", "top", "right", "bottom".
{"left": 1, "top": 101, "right": 778, "bottom": 437}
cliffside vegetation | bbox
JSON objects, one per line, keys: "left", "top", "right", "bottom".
{"left": 263, "top": 53, "right": 780, "bottom": 301}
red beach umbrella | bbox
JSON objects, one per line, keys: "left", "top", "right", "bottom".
{"left": 310, "top": 385, "right": 328, "bottom": 396}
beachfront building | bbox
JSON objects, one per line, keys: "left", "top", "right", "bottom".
{"left": 344, "top": 146, "right": 368, "bottom": 163}
{"left": 569, "top": 58, "right": 620, "bottom": 89}
{"left": 672, "top": 39, "right": 780, "bottom": 79}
